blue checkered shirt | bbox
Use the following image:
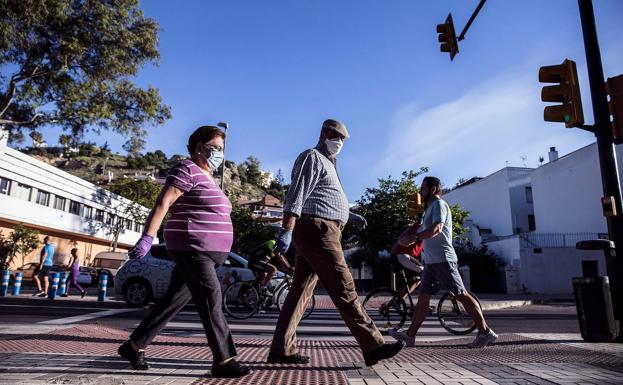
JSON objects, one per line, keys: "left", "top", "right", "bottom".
{"left": 283, "top": 145, "right": 350, "bottom": 225}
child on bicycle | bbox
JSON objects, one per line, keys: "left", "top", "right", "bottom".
{"left": 248, "top": 239, "right": 293, "bottom": 293}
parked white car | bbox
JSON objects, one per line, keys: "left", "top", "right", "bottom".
{"left": 114, "top": 244, "right": 283, "bottom": 306}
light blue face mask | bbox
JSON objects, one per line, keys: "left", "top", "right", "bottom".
{"left": 200, "top": 144, "right": 224, "bottom": 171}
{"left": 207, "top": 150, "right": 224, "bottom": 170}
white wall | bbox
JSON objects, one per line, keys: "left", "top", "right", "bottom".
{"left": 520, "top": 248, "right": 606, "bottom": 294}
{"left": 507, "top": 170, "right": 534, "bottom": 234}
{"left": 485, "top": 237, "right": 522, "bottom": 266}
{"left": 445, "top": 168, "right": 533, "bottom": 237}
{"left": 531, "top": 143, "right": 623, "bottom": 234}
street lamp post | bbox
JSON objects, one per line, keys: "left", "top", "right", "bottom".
{"left": 217, "top": 122, "right": 229, "bottom": 190}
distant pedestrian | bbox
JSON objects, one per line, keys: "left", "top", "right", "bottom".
{"left": 117, "top": 126, "right": 250, "bottom": 378}
{"left": 32, "top": 236, "right": 54, "bottom": 297}
{"left": 268, "top": 119, "right": 404, "bottom": 366}
{"left": 390, "top": 176, "right": 498, "bottom": 348}
{"left": 61, "top": 248, "right": 87, "bottom": 298}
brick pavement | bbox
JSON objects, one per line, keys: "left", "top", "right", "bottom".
{"left": 1, "top": 324, "right": 623, "bottom": 384}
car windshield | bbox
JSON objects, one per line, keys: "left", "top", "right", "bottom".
{"left": 93, "top": 259, "right": 125, "bottom": 269}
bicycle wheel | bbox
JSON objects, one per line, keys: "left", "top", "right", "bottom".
{"left": 223, "top": 281, "right": 260, "bottom": 319}
{"left": 275, "top": 285, "right": 316, "bottom": 319}
{"left": 437, "top": 291, "right": 481, "bottom": 335}
{"left": 362, "top": 288, "right": 407, "bottom": 332}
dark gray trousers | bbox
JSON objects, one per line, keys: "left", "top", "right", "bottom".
{"left": 130, "top": 250, "right": 237, "bottom": 363}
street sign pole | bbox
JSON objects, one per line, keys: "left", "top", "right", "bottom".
{"left": 578, "top": 0, "right": 623, "bottom": 339}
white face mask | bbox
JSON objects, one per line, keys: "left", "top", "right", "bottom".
{"left": 324, "top": 138, "right": 343, "bottom": 156}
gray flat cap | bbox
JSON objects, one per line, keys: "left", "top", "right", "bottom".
{"left": 322, "top": 119, "right": 350, "bottom": 138}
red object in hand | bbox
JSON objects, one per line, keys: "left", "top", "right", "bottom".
{"left": 392, "top": 223, "right": 423, "bottom": 258}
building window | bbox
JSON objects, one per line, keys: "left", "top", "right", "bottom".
{"left": 125, "top": 219, "right": 133, "bottom": 230}
{"left": 83, "top": 206, "right": 93, "bottom": 219}
{"left": 16, "top": 183, "right": 32, "bottom": 201}
{"left": 525, "top": 186, "right": 533, "bottom": 204}
{"left": 54, "top": 196, "right": 67, "bottom": 211}
{"left": 528, "top": 215, "right": 536, "bottom": 231}
{"left": 69, "top": 200, "right": 82, "bottom": 215}
{"left": 106, "top": 213, "right": 115, "bottom": 225}
{"left": 0, "top": 177, "right": 11, "bottom": 195}
{"left": 36, "top": 190, "right": 51, "bottom": 206}
{"left": 134, "top": 222, "right": 143, "bottom": 233}
{"left": 95, "top": 209, "right": 105, "bottom": 222}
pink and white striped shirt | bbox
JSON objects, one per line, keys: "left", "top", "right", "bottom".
{"left": 163, "top": 160, "right": 233, "bottom": 252}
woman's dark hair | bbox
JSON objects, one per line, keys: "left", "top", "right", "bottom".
{"left": 187, "top": 126, "right": 226, "bottom": 155}
{"left": 422, "top": 176, "right": 442, "bottom": 194}
{"left": 71, "top": 248, "right": 78, "bottom": 254}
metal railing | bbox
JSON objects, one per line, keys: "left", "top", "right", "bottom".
{"left": 484, "top": 232, "right": 608, "bottom": 249}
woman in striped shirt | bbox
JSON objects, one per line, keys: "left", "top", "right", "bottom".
{"left": 117, "top": 126, "right": 250, "bottom": 378}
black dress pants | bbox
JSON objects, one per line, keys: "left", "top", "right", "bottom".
{"left": 129, "top": 250, "right": 237, "bottom": 363}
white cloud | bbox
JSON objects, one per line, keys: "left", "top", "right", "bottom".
{"left": 378, "top": 69, "right": 596, "bottom": 187}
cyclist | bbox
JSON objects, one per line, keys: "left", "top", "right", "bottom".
{"left": 248, "top": 240, "right": 292, "bottom": 293}
{"left": 390, "top": 223, "right": 424, "bottom": 300}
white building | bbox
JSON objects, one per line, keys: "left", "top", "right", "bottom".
{"left": 0, "top": 131, "right": 150, "bottom": 268}
{"left": 444, "top": 143, "right": 622, "bottom": 294}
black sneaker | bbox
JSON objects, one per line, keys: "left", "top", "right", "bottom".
{"left": 60, "top": 294, "right": 68, "bottom": 297}
{"left": 211, "top": 359, "right": 251, "bottom": 378}
{"left": 81, "top": 290, "right": 87, "bottom": 299}
{"left": 32, "top": 291, "right": 44, "bottom": 297}
{"left": 118, "top": 340, "right": 150, "bottom": 370}
{"left": 38, "top": 292, "right": 47, "bottom": 297}
{"left": 363, "top": 341, "right": 405, "bottom": 366}
{"left": 267, "top": 352, "right": 310, "bottom": 364}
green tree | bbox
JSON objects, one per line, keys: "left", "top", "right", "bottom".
{"left": 455, "top": 241, "right": 506, "bottom": 293}
{"left": 230, "top": 203, "right": 276, "bottom": 255}
{"left": 264, "top": 179, "right": 285, "bottom": 202}
{"left": 107, "top": 177, "right": 161, "bottom": 209}
{"left": 242, "top": 156, "right": 263, "bottom": 187}
{"left": 0, "top": 0, "right": 171, "bottom": 152}
{"left": 0, "top": 224, "right": 40, "bottom": 269}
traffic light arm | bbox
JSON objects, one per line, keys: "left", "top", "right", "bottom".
{"left": 457, "top": 0, "right": 487, "bottom": 41}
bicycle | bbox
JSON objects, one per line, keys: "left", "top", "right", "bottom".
{"left": 223, "top": 272, "right": 316, "bottom": 320}
{"left": 362, "top": 262, "right": 482, "bottom": 335}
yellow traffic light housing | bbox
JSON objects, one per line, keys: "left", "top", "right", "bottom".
{"left": 606, "top": 75, "right": 623, "bottom": 144}
{"left": 437, "top": 14, "right": 459, "bottom": 61}
{"left": 539, "top": 59, "right": 584, "bottom": 128}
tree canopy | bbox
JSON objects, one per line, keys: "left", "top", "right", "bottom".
{"left": 0, "top": 0, "right": 171, "bottom": 152}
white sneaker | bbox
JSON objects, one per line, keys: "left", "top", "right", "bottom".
{"left": 468, "top": 329, "right": 498, "bottom": 348}
{"left": 389, "top": 328, "right": 416, "bottom": 347}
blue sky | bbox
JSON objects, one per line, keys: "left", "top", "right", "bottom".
{"left": 38, "top": 0, "right": 622, "bottom": 200}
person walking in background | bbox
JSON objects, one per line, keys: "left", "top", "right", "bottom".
{"left": 117, "top": 126, "right": 250, "bottom": 379}
{"left": 267, "top": 119, "right": 404, "bottom": 366}
{"left": 61, "top": 248, "right": 87, "bottom": 298}
{"left": 32, "top": 236, "right": 54, "bottom": 297}
{"left": 390, "top": 176, "right": 497, "bottom": 348}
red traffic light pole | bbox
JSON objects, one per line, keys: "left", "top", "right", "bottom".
{"left": 578, "top": 0, "right": 623, "bottom": 338}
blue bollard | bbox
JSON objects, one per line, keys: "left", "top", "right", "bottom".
{"left": 58, "top": 271, "right": 68, "bottom": 296}
{"left": 48, "top": 272, "right": 60, "bottom": 299}
{"left": 0, "top": 270, "right": 9, "bottom": 297}
{"left": 12, "top": 272, "right": 23, "bottom": 296}
{"left": 98, "top": 272, "right": 108, "bottom": 301}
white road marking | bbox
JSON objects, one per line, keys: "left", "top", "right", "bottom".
{"left": 38, "top": 309, "right": 134, "bottom": 325}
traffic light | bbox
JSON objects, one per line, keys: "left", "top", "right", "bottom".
{"left": 606, "top": 75, "right": 623, "bottom": 144}
{"left": 407, "top": 192, "right": 425, "bottom": 217}
{"left": 437, "top": 14, "right": 459, "bottom": 61}
{"left": 539, "top": 59, "right": 584, "bottom": 128}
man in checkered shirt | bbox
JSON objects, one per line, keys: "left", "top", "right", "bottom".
{"left": 266, "top": 119, "right": 404, "bottom": 366}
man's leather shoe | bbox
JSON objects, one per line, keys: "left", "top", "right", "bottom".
{"left": 118, "top": 340, "right": 150, "bottom": 370}
{"left": 211, "top": 359, "right": 251, "bottom": 378}
{"left": 363, "top": 341, "right": 405, "bottom": 366}
{"left": 267, "top": 352, "right": 310, "bottom": 364}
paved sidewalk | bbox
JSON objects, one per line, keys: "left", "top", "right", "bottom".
{"left": 1, "top": 323, "right": 623, "bottom": 384}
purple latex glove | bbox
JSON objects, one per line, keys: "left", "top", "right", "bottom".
{"left": 128, "top": 233, "right": 154, "bottom": 259}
